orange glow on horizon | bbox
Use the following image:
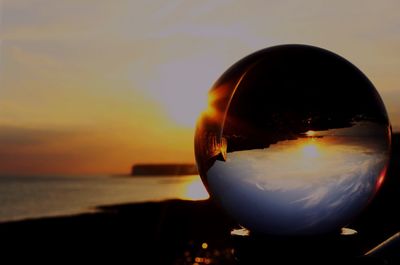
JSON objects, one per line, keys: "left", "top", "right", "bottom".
{"left": 1, "top": 1, "right": 398, "bottom": 177}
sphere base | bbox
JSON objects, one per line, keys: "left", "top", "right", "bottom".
{"left": 230, "top": 227, "right": 363, "bottom": 263}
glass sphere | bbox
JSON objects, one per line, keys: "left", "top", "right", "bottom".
{"left": 195, "top": 44, "right": 391, "bottom": 235}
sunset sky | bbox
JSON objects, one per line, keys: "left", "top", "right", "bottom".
{"left": 1, "top": 0, "right": 399, "bottom": 175}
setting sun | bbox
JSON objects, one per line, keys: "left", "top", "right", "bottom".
{"left": 184, "top": 178, "right": 210, "bottom": 200}
{"left": 1, "top": 1, "right": 399, "bottom": 176}
{"left": 306, "top": 130, "right": 316, "bottom": 137}
{"left": 302, "top": 143, "right": 320, "bottom": 158}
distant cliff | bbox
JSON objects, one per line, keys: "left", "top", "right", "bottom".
{"left": 131, "top": 164, "right": 198, "bottom": 176}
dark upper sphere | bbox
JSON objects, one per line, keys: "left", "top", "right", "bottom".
{"left": 220, "top": 44, "right": 390, "bottom": 152}
{"left": 195, "top": 44, "right": 391, "bottom": 186}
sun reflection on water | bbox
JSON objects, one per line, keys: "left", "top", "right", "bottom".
{"left": 182, "top": 176, "right": 210, "bottom": 200}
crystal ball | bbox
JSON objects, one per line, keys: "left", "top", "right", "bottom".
{"left": 195, "top": 44, "right": 391, "bottom": 235}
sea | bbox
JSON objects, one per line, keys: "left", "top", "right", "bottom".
{"left": 0, "top": 174, "right": 209, "bottom": 223}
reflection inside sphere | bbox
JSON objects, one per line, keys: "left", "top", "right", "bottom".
{"left": 195, "top": 45, "right": 391, "bottom": 235}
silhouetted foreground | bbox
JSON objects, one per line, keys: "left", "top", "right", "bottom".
{"left": 1, "top": 134, "right": 399, "bottom": 264}
{"left": 0, "top": 199, "right": 237, "bottom": 264}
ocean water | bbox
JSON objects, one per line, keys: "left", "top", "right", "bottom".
{"left": 0, "top": 174, "right": 209, "bottom": 222}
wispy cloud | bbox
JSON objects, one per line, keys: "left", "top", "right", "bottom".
{"left": 0, "top": 125, "right": 75, "bottom": 146}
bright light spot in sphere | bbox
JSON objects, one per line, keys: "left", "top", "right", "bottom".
{"left": 306, "top": 130, "right": 316, "bottom": 137}
{"left": 302, "top": 143, "right": 319, "bottom": 158}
